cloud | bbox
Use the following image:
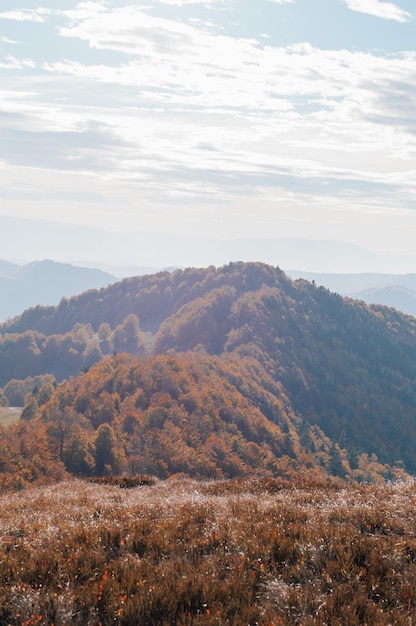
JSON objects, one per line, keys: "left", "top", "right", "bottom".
{"left": 0, "top": 10, "right": 46, "bottom": 23}
{"left": 0, "top": 117, "right": 129, "bottom": 173}
{"left": 0, "top": 37, "right": 19, "bottom": 44}
{"left": 1, "top": 1, "right": 415, "bottom": 240}
{"left": 60, "top": 8, "right": 194, "bottom": 55}
{"left": 36, "top": 4, "right": 416, "bottom": 196}
{"left": 0, "top": 55, "right": 36, "bottom": 69}
{"left": 342, "top": 0, "right": 412, "bottom": 23}
{"left": 49, "top": 8, "right": 416, "bottom": 140}
{"left": 157, "top": 0, "right": 222, "bottom": 5}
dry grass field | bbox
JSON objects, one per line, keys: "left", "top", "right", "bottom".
{"left": 1, "top": 476, "right": 416, "bottom": 625}
{"left": 0, "top": 406, "right": 22, "bottom": 427}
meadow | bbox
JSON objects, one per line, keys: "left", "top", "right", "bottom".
{"left": 1, "top": 476, "right": 416, "bottom": 625}
{"left": 0, "top": 406, "right": 22, "bottom": 428}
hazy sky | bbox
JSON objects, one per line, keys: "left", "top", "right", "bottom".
{"left": 0, "top": 0, "right": 415, "bottom": 256}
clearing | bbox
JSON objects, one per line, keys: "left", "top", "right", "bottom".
{"left": 0, "top": 406, "right": 22, "bottom": 427}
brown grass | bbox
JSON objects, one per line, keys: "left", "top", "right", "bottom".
{"left": 1, "top": 477, "right": 416, "bottom": 624}
{"left": 86, "top": 474, "right": 158, "bottom": 488}
{"left": 0, "top": 406, "right": 22, "bottom": 427}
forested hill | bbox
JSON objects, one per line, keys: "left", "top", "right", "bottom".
{"left": 2, "top": 262, "right": 416, "bottom": 482}
{"left": 0, "top": 263, "right": 292, "bottom": 336}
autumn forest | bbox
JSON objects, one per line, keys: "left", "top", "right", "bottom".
{"left": 1, "top": 261, "right": 416, "bottom": 487}
{"left": 2, "top": 262, "right": 416, "bottom": 623}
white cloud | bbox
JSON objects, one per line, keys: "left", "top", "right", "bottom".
{"left": 0, "top": 10, "right": 46, "bottom": 23}
{"left": 343, "top": 0, "right": 412, "bottom": 23}
{"left": 0, "top": 36, "right": 19, "bottom": 44}
{"left": 61, "top": 2, "right": 108, "bottom": 20}
{"left": 157, "top": 0, "right": 222, "bottom": 5}
{"left": 39, "top": 41, "right": 416, "bottom": 201}
{"left": 51, "top": 8, "right": 416, "bottom": 140}
{"left": 0, "top": 55, "right": 36, "bottom": 69}
{"left": 1, "top": 1, "right": 415, "bottom": 246}
{"left": 59, "top": 7, "right": 231, "bottom": 59}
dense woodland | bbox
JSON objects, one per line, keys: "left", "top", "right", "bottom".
{"left": 1, "top": 261, "right": 416, "bottom": 488}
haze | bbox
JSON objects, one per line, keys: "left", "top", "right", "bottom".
{"left": 0, "top": 0, "right": 415, "bottom": 267}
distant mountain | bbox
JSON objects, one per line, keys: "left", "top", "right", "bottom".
{"left": 75, "top": 263, "right": 180, "bottom": 279}
{"left": 0, "top": 259, "right": 20, "bottom": 277}
{"left": 350, "top": 286, "right": 416, "bottom": 318}
{"left": 2, "top": 262, "right": 416, "bottom": 481}
{"left": 0, "top": 259, "right": 117, "bottom": 321}
{"left": 3, "top": 213, "right": 416, "bottom": 272}
{"left": 287, "top": 271, "right": 416, "bottom": 317}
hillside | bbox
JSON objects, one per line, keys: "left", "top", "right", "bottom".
{"left": 287, "top": 270, "right": 416, "bottom": 317}
{"left": 1, "top": 262, "right": 416, "bottom": 483}
{"left": 351, "top": 285, "right": 416, "bottom": 318}
{"left": 0, "top": 259, "right": 117, "bottom": 321}
{"left": 0, "top": 263, "right": 291, "bottom": 335}
{"left": 36, "top": 352, "right": 330, "bottom": 481}
{"left": 0, "top": 259, "right": 20, "bottom": 277}
{"left": 2, "top": 477, "right": 416, "bottom": 625}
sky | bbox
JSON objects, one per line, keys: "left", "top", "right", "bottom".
{"left": 0, "top": 0, "right": 415, "bottom": 264}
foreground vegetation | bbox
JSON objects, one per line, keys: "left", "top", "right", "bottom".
{"left": 1, "top": 477, "right": 416, "bottom": 624}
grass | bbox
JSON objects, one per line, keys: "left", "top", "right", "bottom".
{"left": 0, "top": 406, "right": 22, "bottom": 427}
{"left": 1, "top": 476, "right": 416, "bottom": 624}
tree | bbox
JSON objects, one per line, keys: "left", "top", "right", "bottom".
{"left": 46, "top": 408, "right": 77, "bottom": 462}
{"left": 112, "top": 314, "right": 145, "bottom": 355}
{"left": 98, "top": 323, "right": 112, "bottom": 355}
{"left": 62, "top": 425, "right": 95, "bottom": 476}
{"left": 38, "top": 382, "right": 56, "bottom": 407}
{"left": 94, "top": 423, "right": 120, "bottom": 475}
{"left": 21, "top": 397, "right": 38, "bottom": 420}
{"left": 82, "top": 342, "right": 103, "bottom": 371}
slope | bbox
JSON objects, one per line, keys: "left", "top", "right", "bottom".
{"left": 0, "top": 263, "right": 291, "bottom": 335}
{"left": 35, "top": 352, "right": 331, "bottom": 480}
{"left": 2, "top": 262, "right": 416, "bottom": 478}
{"left": 0, "top": 260, "right": 20, "bottom": 277}
{"left": 351, "top": 285, "right": 416, "bottom": 317}
{"left": 0, "top": 260, "right": 117, "bottom": 321}
{"left": 152, "top": 270, "right": 416, "bottom": 472}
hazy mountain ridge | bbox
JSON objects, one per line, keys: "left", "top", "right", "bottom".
{"left": 351, "top": 285, "right": 416, "bottom": 318}
{"left": 0, "top": 263, "right": 291, "bottom": 335}
{"left": 0, "top": 259, "right": 118, "bottom": 321}
{"left": 3, "top": 214, "right": 416, "bottom": 272}
{"left": 1, "top": 262, "right": 416, "bottom": 482}
{"left": 0, "top": 259, "right": 20, "bottom": 277}
{"left": 287, "top": 270, "right": 416, "bottom": 318}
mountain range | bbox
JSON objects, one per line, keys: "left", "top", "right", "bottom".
{"left": 3, "top": 257, "right": 416, "bottom": 324}
{"left": 287, "top": 271, "right": 416, "bottom": 318}
{"left": 0, "top": 259, "right": 118, "bottom": 321}
{"left": 1, "top": 261, "right": 416, "bottom": 485}
{"left": 3, "top": 213, "right": 416, "bottom": 272}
